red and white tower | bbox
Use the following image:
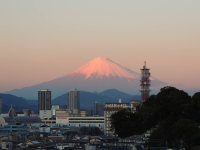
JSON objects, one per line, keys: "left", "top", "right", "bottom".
{"left": 140, "top": 61, "right": 151, "bottom": 101}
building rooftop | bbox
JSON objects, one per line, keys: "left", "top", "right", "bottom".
{"left": 4, "top": 116, "right": 42, "bottom": 124}
{"left": 39, "top": 89, "right": 50, "bottom": 92}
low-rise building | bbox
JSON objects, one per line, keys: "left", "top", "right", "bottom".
{"left": 56, "top": 109, "right": 71, "bottom": 124}
{"left": 68, "top": 116, "right": 104, "bottom": 129}
{"left": 51, "top": 105, "right": 60, "bottom": 116}
{"left": 39, "top": 110, "right": 52, "bottom": 120}
{"left": 80, "top": 110, "right": 92, "bottom": 117}
{"left": 56, "top": 116, "right": 104, "bottom": 129}
{"left": 0, "top": 123, "right": 29, "bottom": 141}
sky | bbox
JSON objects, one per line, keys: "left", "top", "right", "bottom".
{"left": 0, "top": 0, "right": 200, "bottom": 92}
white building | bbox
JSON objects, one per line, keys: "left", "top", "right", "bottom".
{"left": 51, "top": 105, "right": 60, "bottom": 116}
{"left": 39, "top": 110, "right": 52, "bottom": 120}
{"left": 56, "top": 116, "right": 104, "bottom": 129}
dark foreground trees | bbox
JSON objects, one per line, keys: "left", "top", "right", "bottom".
{"left": 111, "top": 86, "right": 200, "bottom": 148}
{"left": 80, "top": 126, "right": 103, "bottom": 136}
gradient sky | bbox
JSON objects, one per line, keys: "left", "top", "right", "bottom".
{"left": 0, "top": 0, "right": 200, "bottom": 92}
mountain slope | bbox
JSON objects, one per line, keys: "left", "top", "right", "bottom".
{"left": 6, "top": 57, "right": 166, "bottom": 99}
{"left": 0, "top": 94, "right": 37, "bottom": 113}
{"left": 99, "top": 89, "right": 140, "bottom": 100}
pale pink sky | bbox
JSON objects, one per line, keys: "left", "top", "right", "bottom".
{"left": 0, "top": 0, "right": 200, "bottom": 92}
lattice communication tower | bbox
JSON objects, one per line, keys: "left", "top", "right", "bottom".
{"left": 140, "top": 61, "right": 151, "bottom": 101}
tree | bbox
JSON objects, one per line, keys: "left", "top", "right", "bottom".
{"left": 169, "top": 119, "right": 199, "bottom": 147}
{"left": 111, "top": 86, "right": 200, "bottom": 148}
{"left": 111, "top": 109, "right": 135, "bottom": 138}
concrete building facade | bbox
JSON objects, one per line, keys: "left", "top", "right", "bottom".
{"left": 104, "top": 100, "right": 129, "bottom": 135}
{"left": 56, "top": 116, "right": 104, "bottom": 129}
{"left": 56, "top": 109, "right": 71, "bottom": 124}
{"left": 67, "top": 88, "right": 80, "bottom": 115}
{"left": 39, "top": 110, "right": 52, "bottom": 120}
{"left": 38, "top": 89, "right": 52, "bottom": 119}
{"left": 94, "top": 102, "right": 104, "bottom": 116}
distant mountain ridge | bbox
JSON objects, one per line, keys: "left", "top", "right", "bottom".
{"left": 0, "top": 93, "right": 38, "bottom": 113}
{"left": 6, "top": 57, "right": 166, "bottom": 99}
{"left": 0, "top": 89, "right": 140, "bottom": 113}
{"left": 52, "top": 89, "right": 140, "bottom": 110}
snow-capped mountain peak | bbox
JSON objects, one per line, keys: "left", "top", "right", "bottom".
{"left": 72, "top": 57, "right": 139, "bottom": 79}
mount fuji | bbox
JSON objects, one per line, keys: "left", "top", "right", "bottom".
{"left": 6, "top": 57, "right": 166, "bottom": 99}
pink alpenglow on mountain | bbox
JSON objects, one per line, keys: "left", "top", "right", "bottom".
{"left": 72, "top": 57, "right": 139, "bottom": 79}
{"left": 6, "top": 57, "right": 166, "bottom": 99}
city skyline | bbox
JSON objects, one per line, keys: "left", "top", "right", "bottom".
{"left": 0, "top": 1, "right": 200, "bottom": 92}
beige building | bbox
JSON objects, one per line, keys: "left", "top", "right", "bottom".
{"left": 56, "top": 109, "right": 71, "bottom": 124}
{"left": 67, "top": 88, "right": 80, "bottom": 115}
{"left": 80, "top": 110, "right": 87, "bottom": 117}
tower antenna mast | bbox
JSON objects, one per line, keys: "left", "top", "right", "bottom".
{"left": 140, "top": 61, "right": 151, "bottom": 101}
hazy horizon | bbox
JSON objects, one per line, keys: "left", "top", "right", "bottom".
{"left": 0, "top": 1, "right": 200, "bottom": 92}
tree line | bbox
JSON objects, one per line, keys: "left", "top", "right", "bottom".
{"left": 111, "top": 86, "right": 200, "bottom": 149}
